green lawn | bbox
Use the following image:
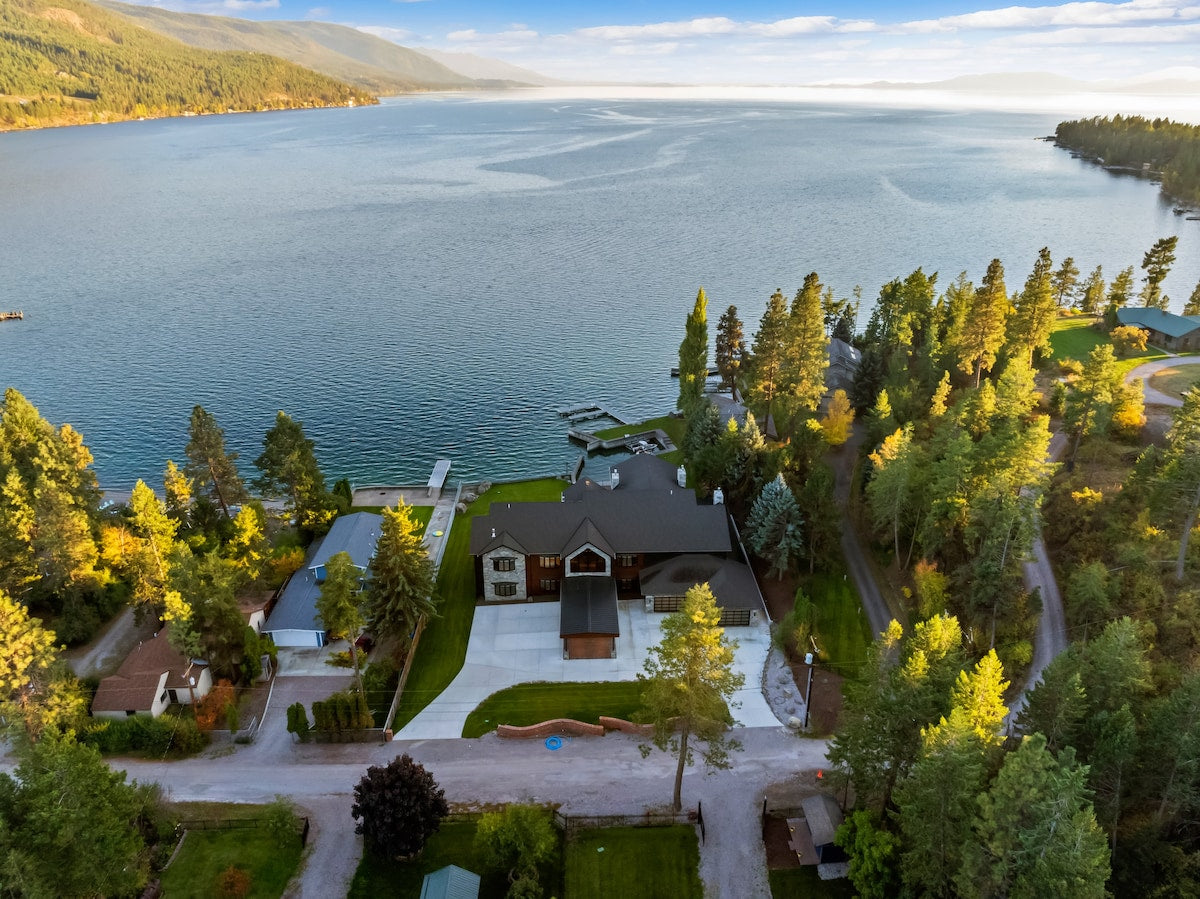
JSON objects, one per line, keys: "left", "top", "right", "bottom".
{"left": 1149, "top": 365, "right": 1200, "bottom": 399}
{"left": 348, "top": 817, "right": 510, "bottom": 898}
{"left": 592, "top": 414, "right": 687, "bottom": 463}
{"left": 391, "top": 479, "right": 566, "bottom": 731}
{"left": 462, "top": 681, "right": 645, "bottom": 737}
{"left": 159, "top": 824, "right": 302, "bottom": 899}
{"left": 566, "top": 826, "right": 702, "bottom": 898}
{"left": 1049, "top": 314, "right": 1171, "bottom": 377}
{"left": 803, "top": 571, "right": 873, "bottom": 679}
{"left": 769, "top": 867, "right": 856, "bottom": 898}
{"left": 349, "top": 504, "right": 433, "bottom": 533}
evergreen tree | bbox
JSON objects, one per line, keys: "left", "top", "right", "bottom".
{"left": 820, "top": 388, "right": 855, "bottom": 446}
{"left": 1079, "top": 265, "right": 1106, "bottom": 316}
{"left": 254, "top": 411, "right": 332, "bottom": 535}
{"left": 745, "top": 290, "right": 790, "bottom": 421}
{"left": 225, "top": 504, "right": 269, "bottom": 585}
{"left": 1008, "top": 247, "right": 1058, "bottom": 365}
{"left": 1107, "top": 265, "right": 1135, "bottom": 309}
{"left": 867, "top": 425, "right": 927, "bottom": 569}
{"left": 162, "top": 459, "right": 192, "bottom": 524}
{"left": 1052, "top": 255, "right": 1080, "bottom": 308}
{"left": 958, "top": 734, "right": 1110, "bottom": 899}
{"left": 1184, "top": 276, "right": 1200, "bottom": 317}
{"left": 638, "top": 583, "right": 744, "bottom": 812}
{"left": 782, "top": 272, "right": 831, "bottom": 418}
{"left": 125, "top": 480, "right": 185, "bottom": 619}
{"left": 317, "top": 551, "right": 366, "bottom": 692}
{"left": 714, "top": 304, "right": 745, "bottom": 399}
{"left": 1148, "top": 388, "right": 1200, "bottom": 581}
{"left": 957, "top": 259, "right": 1009, "bottom": 387}
{"left": 744, "top": 474, "right": 804, "bottom": 579}
{"left": 677, "top": 288, "right": 709, "bottom": 414}
{"left": 184, "top": 405, "right": 246, "bottom": 519}
{"left": 364, "top": 500, "right": 437, "bottom": 644}
{"left": 1140, "top": 235, "right": 1179, "bottom": 310}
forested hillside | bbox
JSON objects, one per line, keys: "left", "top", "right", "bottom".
{"left": 0, "top": 0, "right": 375, "bottom": 130}
{"left": 95, "top": 0, "right": 479, "bottom": 95}
{"left": 1056, "top": 114, "right": 1200, "bottom": 205}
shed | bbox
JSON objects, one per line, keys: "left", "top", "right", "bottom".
{"left": 800, "top": 794, "right": 847, "bottom": 864}
{"left": 560, "top": 575, "right": 619, "bottom": 659}
{"left": 419, "top": 864, "right": 480, "bottom": 899}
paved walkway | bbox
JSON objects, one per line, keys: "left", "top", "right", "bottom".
{"left": 1125, "top": 355, "right": 1200, "bottom": 407}
{"left": 396, "top": 601, "right": 780, "bottom": 739}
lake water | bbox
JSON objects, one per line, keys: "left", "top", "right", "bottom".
{"left": 2, "top": 90, "right": 1198, "bottom": 489}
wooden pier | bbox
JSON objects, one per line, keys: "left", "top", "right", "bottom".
{"left": 0, "top": 311, "right": 24, "bottom": 322}
{"left": 555, "top": 402, "right": 629, "bottom": 425}
{"left": 669, "top": 365, "right": 719, "bottom": 377}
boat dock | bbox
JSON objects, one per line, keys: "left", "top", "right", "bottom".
{"left": 567, "top": 425, "right": 676, "bottom": 455}
{"left": 555, "top": 402, "right": 629, "bottom": 425}
{"left": 669, "top": 365, "right": 719, "bottom": 377}
{"left": 0, "top": 311, "right": 24, "bottom": 322}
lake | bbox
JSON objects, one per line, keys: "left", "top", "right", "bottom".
{"left": 2, "top": 89, "right": 1197, "bottom": 489}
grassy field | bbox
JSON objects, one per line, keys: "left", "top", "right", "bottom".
{"left": 462, "top": 680, "right": 645, "bottom": 737}
{"left": 803, "top": 571, "right": 873, "bottom": 679}
{"left": 159, "top": 820, "right": 302, "bottom": 898}
{"left": 1049, "top": 314, "right": 1172, "bottom": 377}
{"left": 391, "top": 478, "right": 566, "bottom": 731}
{"left": 349, "top": 505, "right": 433, "bottom": 533}
{"left": 565, "top": 826, "right": 702, "bottom": 899}
{"left": 348, "top": 817, "right": 510, "bottom": 898}
{"left": 593, "top": 414, "right": 687, "bottom": 464}
{"left": 769, "top": 867, "right": 856, "bottom": 898}
{"left": 1149, "top": 365, "right": 1200, "bottom": 399}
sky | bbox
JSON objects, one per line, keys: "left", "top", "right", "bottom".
{"left": 127, "top": 1, "right": 1200, "bottom": 84}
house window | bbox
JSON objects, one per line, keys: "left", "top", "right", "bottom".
{"left": 492, "top": 557, "right": 516, "bottom": 572}
{"left": 570, "top": 550, "right": 606, "bottom": 573}
{"left": 539, "top": 555, "right": 561, "bottom": 568}
{"left": 494, "top": 582, "right": 517, "bottom": 597}
{"left": 618, "top": 578, "right": 637, "bottom": 592}
{"left": 616, "top": 554, "right": 638, "bottom": 567}
{"left": 160, "top": 691, "right": 168, "bottom": 704}
{"left": 540, "top": 578, "right": 560, "bottom": 592}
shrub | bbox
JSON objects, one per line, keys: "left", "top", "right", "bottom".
{"left": 265, "top": 795, "right": 299, "bottom": 848}
{"left": 475, "top": 804, "right": 558, "bottom": 895}
{"left": 81, "top": 715, "right": 207, "bottom": 757}
{"left": 217, "top": 865, "right": 251, "bottom": 899}
{"left": 194, "top": 680, "right": 237, "bottom": 731}
{"left": 352, "top": 755, "right": 448, "bottom": 860}
{"left": 772, "top": 590, "right": 813, "bottom": 661}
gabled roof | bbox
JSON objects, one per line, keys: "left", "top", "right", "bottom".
{"left": 560, "top": 576, "right": 619, "bottom": 637}
{"left": 639, "top": 554, "right": 763, "bottom": 612}
{"left": 420, "top": 864, "right": 480, "bottom": 899}
{"left": 91, "top": 631, "right": 197, "bottom": 712}
{"left": 309, "top": 512, "right": 383, "bottom": 571}
{"left": 264, "top": 567, "right": 323, "bottom": 633}
{"left": 1117, "top": 306, "right": 1200, "bottom": 339}
{"left": 477, "top": 529, "right": 528, "bottom": 556}
{"left": 801, "top": 794, "right": 845, "bottom": 848}
{"left": 563, "top": 519, "right": 614, "bottom": 558}
{"left": 470, "top": 490, "right": 730, "bottom": 558}
{"left": 611, "top": 453, "right": 680, "bottom": 491}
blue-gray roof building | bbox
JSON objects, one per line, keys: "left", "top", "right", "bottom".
{"left": 1116, "top": 307, "right": 1200, "bottom": 352}
{"left": 264, "top": 512, "right": 383, "bottom": 648}
{"left": 419, "top": 865, "right": 480, "bottom": 899}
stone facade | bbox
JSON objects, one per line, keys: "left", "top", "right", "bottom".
{"left": 481, "top": 548, "right": 527, "bottom": 601}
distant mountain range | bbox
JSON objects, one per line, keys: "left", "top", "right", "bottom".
{"left": 95, "top": 0, "right": 549, "bottom": 94}
{"left": 836, "top": 71, "right": 1200, "bottom": 96}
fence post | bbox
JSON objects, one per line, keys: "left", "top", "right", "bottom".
{"left": 301, "top": 817, "right": 310, "bottom": 848}
{"left": 697, "top": 801, "right": 705, "bottom": 844}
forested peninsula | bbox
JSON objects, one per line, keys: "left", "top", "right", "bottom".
{"left": 0, "top": 0, "right": 376, "bottom": 131}
{"left": 1056, "top": 114, "right": 1200, "bottom": 206}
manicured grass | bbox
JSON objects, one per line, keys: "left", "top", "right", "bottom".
{"left": 804, "top": 571, "right": 873, "bottom": 679}
{"left": 348, "top": 817, "right": 510, "bottom": 898}
{"left": 593, "top": 414, "right": 688, "bottom": 465}
{"left": 348, "top": 504, "right": 433, "bottom": 533}
{"left": 391, "top": 479, "right": 566, "bottom": 731}
{"left": 462, "top": 680, "right": 644, "bottom": 737}
{"left": 566, "top": 825, "right": 702, "bottom": 898}
{"left": 1049, "top": 315, "right": 1110, "bottom": 363}
{"left": 159, "top": 822, "right": 302, "bottom": 899}
{"left": 1149, "top": 365, "right": 1200, "bottom": 399}
{"left": 769, "top": 867, "right": 855, "bottom": 898}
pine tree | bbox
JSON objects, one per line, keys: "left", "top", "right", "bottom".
{"left": 184, "top": 405, "right": 246, "bottom": 518}
{"left": 1184, "top": 276, "right": 1200, "bottom": 316}
{"left": 162, "top": 459, "right": 192, "bottom": 524}
{"left": 782, "top": 272, "right": 831, "bottom": 417}
{"left": 254, "top": 411, "right": 332, "bottom": 534}
{"left": 1079, "top": 265, "right": 1106, "bottom": 315}
{"left": 745, "top": 290, "right": 790, "bottom": 421}
{"left": 638, "top": 583, "right": 744, "bottom": 812}
{"left": 1107, "top": 265, "right": 1135, "bottom": 309}
{"left": 744, "top": 474, "right": 804, "bottom": 579}
{"left": 957, "top": 259, "right": 1009, "bottom": 387}
{"left": 1008, "top": 247, "right": 1057, "bottom": 365}
{"left": 1052, "top": 255, "right": 1080, "bottom": 308}
{"left": 1140, "top": 235, "right": 1179, "bottom": 310}
{"left": 364, "top": 500, "right": 437, "bottom": 644}
{"left": 677, "top": 288, "right": 709, "bottom": 414}
{"left": 714, "top": 304, "right": 745, "bottom": 399}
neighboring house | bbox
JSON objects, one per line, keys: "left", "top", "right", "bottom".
{"left": 787, "top": 794, "right": 848, "bottom": 867}
{"left": 238, "top": 590, "right": 274, "bottom": 635}
{"left": 826, "top": 337, "right": 862, "bottom": 394}
{"left": 263, "top": 511, "right": 383, "bottom": 648}
{"left": 470, "top": 455, "right": 764, "bottom": 657}
{"left": 420, "top": 865, "right": 479, "bottom": 899}
{"left": 91, "top": 631, "right": 212, "bottom": 719}
{"left": 1116, "top": 307, "right": 1200, "bottom": 352}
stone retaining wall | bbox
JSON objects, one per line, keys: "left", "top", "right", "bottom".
{"left": 495, "top": 717, "right": 658, "bottom": 739}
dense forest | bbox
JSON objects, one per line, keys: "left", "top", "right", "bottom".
{"left": 0, "top": 0, "right": 376, "bottom": 130}
{"left": 1056, "top": 114, "right": 1200, "bottom": 205}
{"left": 678, "top": 236, "right": 1200, "bottom": 896}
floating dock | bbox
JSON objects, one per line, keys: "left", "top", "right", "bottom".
{"left": 0, "top": 311, "right": 24, "bottom": 322}
{"left": 669, "top": 366, "right": 719, "bottom": 377}
{"left": 555, "top": 402, "right": 629, "bottom": 425}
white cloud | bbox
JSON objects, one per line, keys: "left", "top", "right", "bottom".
{"left": 990, "top": 20, "right": 1200, "bottom": 41}
{"left": 221, "top": 0, "right": 279, "bottom": 10}
{"left": 448, "top": 26, "right": 539, "bottom": 43}
{"left": 357, "top": 24, "right": 416, "bottom": 42}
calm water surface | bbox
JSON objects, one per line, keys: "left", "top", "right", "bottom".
{"left": 2, "top": 93, "right": 1197, "bottom": 488}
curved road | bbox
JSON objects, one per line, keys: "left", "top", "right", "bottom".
{"left": 1124, "top": 355, "right": 1200, "bottom": 407}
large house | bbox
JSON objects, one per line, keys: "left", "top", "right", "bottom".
{"left": 263, "top": 511, "right": 382, "bottom": 648}
{"left": 1117, "top": 307, "right": 1200, "bottom": 352}
{"left": 470, "top": 455, "right": 764, "bottom": 658}
{"left": 91, "top": 631, "right": 212, "bottom": 719}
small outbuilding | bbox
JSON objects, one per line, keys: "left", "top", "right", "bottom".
{"left": 559, "top": 575, "right": 619, "bottom": 659}
{"left": 419, "top": 864, "right": 480, "bottom": 899}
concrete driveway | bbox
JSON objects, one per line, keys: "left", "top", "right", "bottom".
{"left": 396, "top": 600, "right": 780, "bottom": 739}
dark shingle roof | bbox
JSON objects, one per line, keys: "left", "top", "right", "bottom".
{"left": 639, "top": 554, "right": 763, "bottom": 612}
{"left": 1117, "top": 307, "right": 1200, "bottom": 339}
{"left": 470, "top": 490, "right": 730, "bottom": 557}
{"left": 801, "top": 794, "right": 845, "bottom": 848}
{"left": 92, "top": 631, "right": 199, "bottom": 712}
{"left": 559, "top": 576, "right": 620, "bottom": 636}
{"left": 264, "top": 567, "right": 323, "bottom": 633}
